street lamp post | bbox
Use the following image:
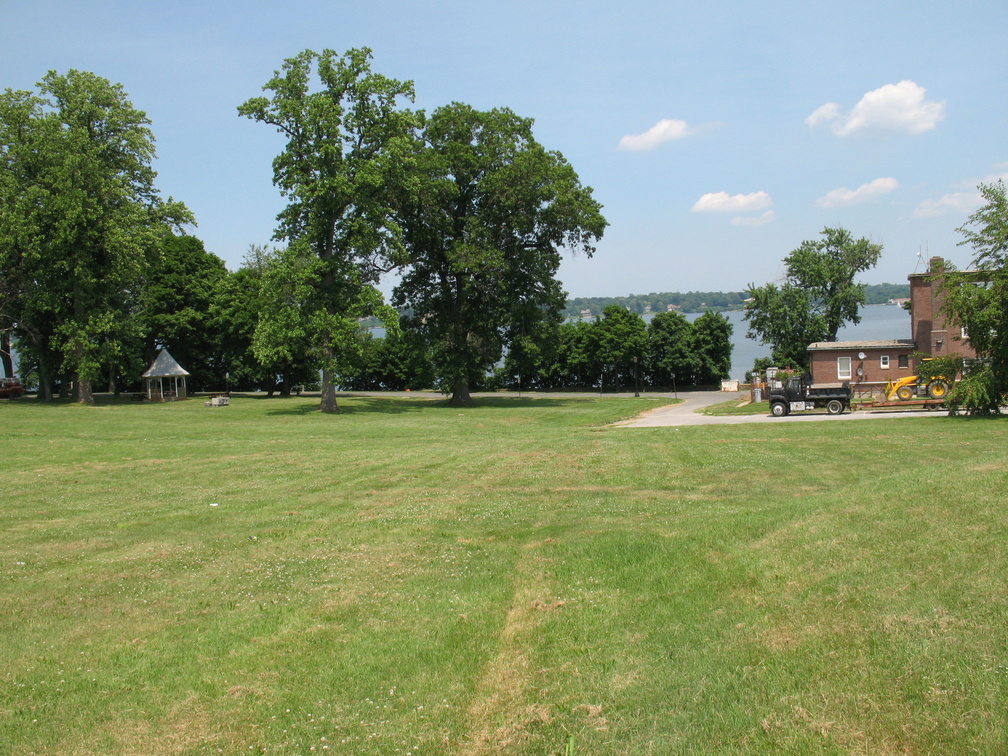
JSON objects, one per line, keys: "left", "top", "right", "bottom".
{"left": 633, "top": 356, "right": 639, "bottom": 397}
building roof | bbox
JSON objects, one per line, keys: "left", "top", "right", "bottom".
{"left": 142, "top": 349, "right": 190, "bottom": 378}
{"left": 807, "top": 339, "right": 915, "bottom": 351}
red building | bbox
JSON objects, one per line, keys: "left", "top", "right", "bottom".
{"left": 807, "top": 256, "right": 977, "bottom": 394}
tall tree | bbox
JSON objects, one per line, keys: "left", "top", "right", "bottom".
{"left": 393, "top": 103, "right": 606, "bottom": 405}
{"left": 0, "top": 70, "right": 190, "bottom": 402}
{"left": 647, "top": 310, "right": 694, "bottom": 387}
{"left": 941, "top": 181, "right": 1008, "bottom": 414}
{"left": 744, "top": 227, "right": 882, "bottom": 371}
{"left": 591, "top": 305, "right": 647, "bottom": 392}
{"left": 691, "top": 310, "right": 733, "bottom": 385}
{"left": 239, "top": 48, "right": 419, "bottom": 412}
{"left": 140, "top": 234, "right": 228, "bottom": 391}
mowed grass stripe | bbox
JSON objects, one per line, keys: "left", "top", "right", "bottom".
{"left": 1, "top": 395, "right": 1005, "bottom": 754}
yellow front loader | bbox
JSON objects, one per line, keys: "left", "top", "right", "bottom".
{"left": 884, "top": 374, "right": 950, "bottom": 401}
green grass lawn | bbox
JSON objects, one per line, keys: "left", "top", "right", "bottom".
{"left": 2, "top": 394, "right": 1006, "bottom": 755}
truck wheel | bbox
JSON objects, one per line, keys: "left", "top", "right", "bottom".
{"left": 770, "top": 402, "right": 788, "bottom": 417}
{"left": 826, "top": 399, "right": 844, "bottom": 415}
{"left": 927, "top": 380, "right": 949, "bottom": 399}
{"left": 896, "top": 385, "right": 914, "bottom": 401}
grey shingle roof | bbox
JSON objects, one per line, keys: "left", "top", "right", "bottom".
{"left": 142, "top": 349, "right": 190, "bottom": 378}
{"left": 807, "top": 339, "right": 915, "bottom": 351}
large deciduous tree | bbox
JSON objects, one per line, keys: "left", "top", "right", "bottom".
{"left": 0, "top": 70, "right": 190, "bottom": 402}
{"left": 941, "top": 181, "right": 1008, "bottom": 414}
{"left": 239, "top": 48, "right": 419, "bottom": 412}
{"left": 393, "top": 103, "right": 607, "bottom": 405}
{"left": 744, "top": 227, "right": 882, "bottom": 371}
{"left": 141, "top": 234, "right": 228, "bottom": 391}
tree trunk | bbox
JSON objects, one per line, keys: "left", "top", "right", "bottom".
{"left": 36, "top": 358, "right": 52, "bottom": 401}
{"left": 319, "top": 371, "right": 339, "bottom": 412}
{"left": 75, "top": 374, "right": 94, "bottom": 404}
{"left": 73, "top": 340, "right": 94, "bottom": 404}
{"left": 319, "top": 338, "right": 340, "bottom": 412}
{"left": 0, "top": 331, "right": 13, "bottom": 379}
{"left": 449, "top": 377, "right": 472, "bottom": 406}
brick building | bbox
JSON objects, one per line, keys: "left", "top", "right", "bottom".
{"left": 807, "top": 256, "right": 977, "bottom": 393}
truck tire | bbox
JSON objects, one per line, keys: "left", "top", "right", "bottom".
{"left": 826, "top": 399, "right": 844, "bottom": 415}
{"left": 896, "top": 385, "right": 914, "bottom": 401}
{"left": 770, "top": 402, "right": 788, "bottom": 417}
{"left": 927, "top": 380, "right": 949, "bottom": 399}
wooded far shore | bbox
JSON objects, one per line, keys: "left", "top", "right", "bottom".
{"left": 563, "top": 283, "right": 910, "bottom": 317}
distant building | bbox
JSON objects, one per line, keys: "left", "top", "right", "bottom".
{"left": 807, "top": 256, "right": 977, "bottom": 391}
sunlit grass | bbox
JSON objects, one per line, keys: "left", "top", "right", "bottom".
{"left": 1, "top": 395, "right": 1006, "bottom": 754}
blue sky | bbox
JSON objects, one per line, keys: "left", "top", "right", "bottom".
{"left": 3, "top": 0, "right": 1006, "bottom": 298}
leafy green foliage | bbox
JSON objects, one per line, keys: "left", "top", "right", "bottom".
{"left": 239, "top": 48, "right": 420, "bottom": 411}
{"left": 0, "top": 70, "right": 190, "bottom": 401}
{"left": 592, "top": 305, "right": 647, "bottom": 390}
{"left": 941, "top": 180, "right": 1008, "bottom": 414}
{"left": 393, "top": 103, "right": 606, "bottom": 404}
{"left": 141, "top": 234, "right": 228, "bottom": 391}
{"left": 744, "top": 227, "right": 882, "bottom": 371}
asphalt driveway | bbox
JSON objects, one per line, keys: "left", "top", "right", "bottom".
{"left": 614, "top": 390, "right": 950, "bottom": 427}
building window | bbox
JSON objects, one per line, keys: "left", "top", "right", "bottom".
{"left": 880, "top": 355, "right": 890, "bottom": 369}
{"left": 898, "top": 354, "right": 909, "bottom": 368}
{"left": 837, "top": 356, "right": 852, "bottom": 380}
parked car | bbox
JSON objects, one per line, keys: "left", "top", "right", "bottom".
{"left": 0, "top": 377, "right": 23, "bottom": 399}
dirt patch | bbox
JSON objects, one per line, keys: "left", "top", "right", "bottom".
{"left": 459, "top": 543, "right": 556, "bottom": 755}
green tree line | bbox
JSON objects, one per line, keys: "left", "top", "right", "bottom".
{"left": 565, "top": 283, "right": 908, "bottom": 318}
{"left": 2, "top": 52, "right": 606, "bottom": 406}
{"left": 344, "top": 304, "right": 733, "bottom": 391}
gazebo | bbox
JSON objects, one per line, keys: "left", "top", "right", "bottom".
{"left": 142, "top": 349, "right": 190, "bottom": 401}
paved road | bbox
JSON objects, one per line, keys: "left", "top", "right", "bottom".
{"left": 614, "top": 390, "right": 950, "bottom": 427}
{"left": 333, "top": 388, "right": 950, "bottom": 426}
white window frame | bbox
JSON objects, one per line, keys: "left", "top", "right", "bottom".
{"left": 880, "top": 355, "right": 890, "bottom": 369}
{"left": 837, "top": 356, "right": 852, "bottom": 380}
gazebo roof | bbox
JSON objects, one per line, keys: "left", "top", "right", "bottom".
{"left": 142, "top": 349, "right": 190, "bottom": 378}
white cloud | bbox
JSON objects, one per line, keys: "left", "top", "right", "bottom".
{"left": 691, "top": 190, "right": 772, "bottom": 213}
{"left": 912, "top": 191, "right": 984, "bottom": 218}
{"left": 618, "top": 119, "right": 694, "bottom": 151}
{"left": 816, "top": 177, "right": 900, "bottom": 208}
{"left": 731, "top": 211, "right": 776, "bottom": 226}
{"left": 911, "top": 167, "right": 1008, "bottom": 219}
{"left": 806, "top": 80, "right": 945, "bottom": 136}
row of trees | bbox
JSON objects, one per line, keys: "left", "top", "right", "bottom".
{"left": 343, "top": 305, "right": 733, "bottom": 392}
{"left": 2, "top": 50, "right": 608, "bottom": 408}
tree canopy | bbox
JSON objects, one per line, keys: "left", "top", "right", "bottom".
{"left": 0, "top": 69, "right": 190, "bottom": 402}
{"left": 942, "top": 181, "right": 1008, "bottom": 414}
{"left": 744, "top": 227, "right": 882, "bottom": 371}
{"left": 392, "top": 103, "right": 607, "bottom": 405}
{"left": 239, "top": 47, "right": 420, "bottom": 412}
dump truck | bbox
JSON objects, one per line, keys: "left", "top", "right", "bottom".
{"left": 769, "top": 376, "right": 852, "bottom": 417}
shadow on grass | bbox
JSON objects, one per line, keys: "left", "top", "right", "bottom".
{"left": 261, "top": 393, "right": 595, "bottom": 416}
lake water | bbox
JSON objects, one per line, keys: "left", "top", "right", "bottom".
{"left": 698, "top": 304, "right": 911, "bottom": 381}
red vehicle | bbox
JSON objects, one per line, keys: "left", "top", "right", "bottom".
{"left": 0, "top": 377, "right": 23, "bottom": 399}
